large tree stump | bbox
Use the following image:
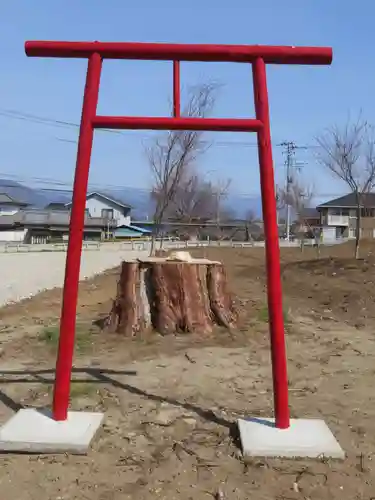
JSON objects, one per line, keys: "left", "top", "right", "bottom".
{"left": 109, "top": 255, "right": 236, "bottom": 336}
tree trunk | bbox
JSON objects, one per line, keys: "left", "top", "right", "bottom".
{"left": 300, "top": 237, "right": 305, "bottom": 253}
{"left": 150, "top": 214, "right": 162, "bottom": 256}
{"left": 150, "top": 231, "right": 156, "bottom": 257}
{"left": 158, "top": 232, "right": 165, "bottom": 251}
{"left": 355, "top": 191, "right": 361, "bottom": 259}
{"left": 245, "top": 224, "right": 250, "bottom": 242}
{"left": 108, "top": 256, "right": 236, "bottom": 336}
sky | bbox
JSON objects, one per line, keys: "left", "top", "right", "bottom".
{"left": 0, "top": 0, "right": 373, "bottom": 204}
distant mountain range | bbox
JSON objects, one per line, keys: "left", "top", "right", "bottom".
{"left": 0, "top": 178, "right": 262, "bottom": 219}
{"left": 0, "top": 179, "right": 52, "bottom": 208}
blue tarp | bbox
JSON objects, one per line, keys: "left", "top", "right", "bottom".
{"left": 114, "top": 224, "right": 151, "bottom": 237}
{"left": 126, "top": 224, "right": 151, "bottom": 233}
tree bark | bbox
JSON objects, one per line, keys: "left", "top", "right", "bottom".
{"left": 355, "top": 190, "right": 361, "bottom": 259}
{"left": 149, "top": 215, "right": 161, "bottom": 256}
{"left": 108, "top": 257, "right": 236, "bottom": 336}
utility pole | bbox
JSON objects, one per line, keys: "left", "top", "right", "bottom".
{"left": 279, "top": 141, "right": 306, "bottom": 241}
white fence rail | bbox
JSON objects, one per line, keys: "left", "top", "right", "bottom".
{"left": 0, "top": 238, "right": 323, "bottom": 254}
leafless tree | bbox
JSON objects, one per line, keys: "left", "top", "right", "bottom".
{"left": 147, "top": 83, "right": 218, "bottom": 254}
{"left": 316, "top": 118, "right": 375, "bottom": 258}
{"left": 169, "top": 175, "right": 232, "bottom": 240}
{"left": 212, "top": 178, "right": 232, "bottom": 223}
{"left": 217, "top": 205, "right": 236, "bottom": 222}
{"left": 166, "top": 175, "right": 231, "bottom": 224}
{"left": 280, "top": 178, "right": 313, "bottom": 251}
{"left": 243, "top": 209, "right": 257, "bottom": 242}
{"left": 245, "top": 209, "right": 256, "bottom": 222}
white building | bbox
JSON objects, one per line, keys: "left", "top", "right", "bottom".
{"left": 66, "top": 191, "right": 131, "bottom": 227}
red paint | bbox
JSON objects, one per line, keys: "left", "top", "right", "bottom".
{"left": 92, "top": 116, "right": 262, "bottom": 132}
{"left": 52, "top": 53, "right": 102, "bottom": 421}
{"left": 25, "top": 41, "right": 332, "bottom": 65}
{"left": 252, "top": 58, "right": 290, "bottom": 428}
{"left": 25, "top": 40, "right": 332, "bottom": 429}
{"left": 173, "top": 61, "right": 180, "bottom": 118}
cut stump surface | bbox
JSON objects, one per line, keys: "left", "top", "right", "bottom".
{"left": 109, "top": 256, "right": 236, "bottom": 336}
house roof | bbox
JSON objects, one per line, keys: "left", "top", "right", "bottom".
{"left": 317, "top": 192, "right": 375, "bottom": 209}
{"left": 0, "top": 192, "right": 29, "bottom": 205}
{"left": 302, "top": 208, "right": 320, "bottom": 218}
{"left": 116, "top": 224, "right": 151, "bottom": 234}
{"left": 65, "top": 191, "right": 132, "bottom": 209}
{"left": 114, "top": 228, "right": 146, "bottom": 237}
{"left": 128, "top": 224, "right": 151, "bottom": 233}
{"left": 45, "top": 202, "right": 69, "bottom": 210}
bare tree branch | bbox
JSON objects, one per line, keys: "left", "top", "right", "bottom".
{"left": 245, "top": 209, "right": 256, "bottom": 224}
{"left": 275, "top": 185, "right": 284, "bottom": 212}
{"left": 242, "top": 209, "right": 257, "bottom": 242}
{"left": 147, "top": 82, "right": 219, "bottom": 254}
{"left": 166, "top": 175, "right": 231, "bottom": 224}
{"left": 280, "top": 179, "right": 313, "bottom": 218}
{"left": 316, "top": 117, "right": 375, "bottom": 258}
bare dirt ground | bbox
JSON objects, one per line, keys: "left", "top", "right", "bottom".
{"left": 1, "top": 241, "right": 375, "bottom": 499}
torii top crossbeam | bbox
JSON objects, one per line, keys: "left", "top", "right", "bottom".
{"left": 25, "top": 40, "right": 332, "bottom": 65}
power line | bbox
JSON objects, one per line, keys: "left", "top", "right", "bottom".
{"left": 0, "top": 107, "right": 258, "bottom": 147}
{"left": 0, "top": 108, "right": 127, "bottom": 135}
{"left": 0, "top": 107, "right": 317, "bottom": 150}
{"left": 0, "top": 174, "right": 345, "bottom": 202}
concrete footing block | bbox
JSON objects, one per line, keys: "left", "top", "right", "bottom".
{"left": 238, "top": 417, "right": 345, "bottom": 459}
{"left": 0, "top": 409, "right": 104, "bottom": 454}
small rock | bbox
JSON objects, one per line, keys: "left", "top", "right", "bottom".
{"left": 133, "top": 434, "right": 150, "bottom": 450}
{"left": 182, "top": 417, "right": 197, "bottom": 428}
{"left": 153, "top": 408, "right": 183, "bottom": 426}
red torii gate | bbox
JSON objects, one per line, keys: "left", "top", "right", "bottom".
{"left": 25, "top": 41, "right": 332, "bottom": 429}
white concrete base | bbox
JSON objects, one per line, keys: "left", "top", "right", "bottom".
{"left": 238, "top": 418, "right": 345, "bottom": 459}
{"left": 0, "top": 409, "right": 104, "bottom": 454}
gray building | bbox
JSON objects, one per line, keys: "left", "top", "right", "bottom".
{"left": 317, "top": 193, "right": 375, "bottom": 241}
{"left": 0, "top": 191, "right": 132, "bottom": 243}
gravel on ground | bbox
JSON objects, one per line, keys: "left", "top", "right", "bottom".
{"left": 0, "top": 247, "right": 148, "bottom": 307}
